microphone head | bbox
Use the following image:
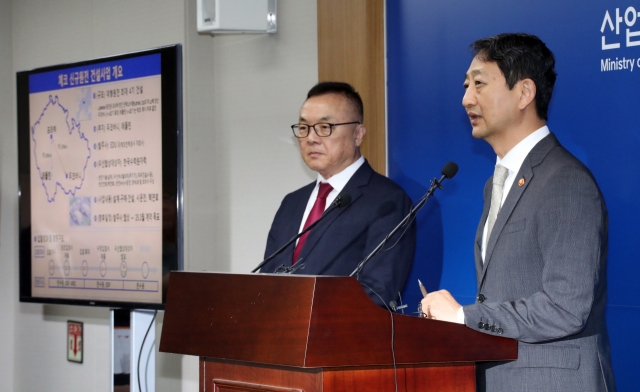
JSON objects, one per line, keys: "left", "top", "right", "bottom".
{"left": 441, "top": 162, "right": 459, "bottom": 179}
{"left": 336, "top": 193, "right": 352, "bottom": 208}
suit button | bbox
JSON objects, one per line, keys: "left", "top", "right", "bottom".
{"left": 477, "top": 294, "right": 486, "bottom": 303}
{"left": 497, "top": 328, "right": 503, "bottom": 335}
{"left": 477, "top": 322, "right": 485, "bottom": 329}
{"left": 484, "top": 323, "right": 491, "bottom": 331}
{"left": 491, "top": 325, "right": 497, "bottom": 332}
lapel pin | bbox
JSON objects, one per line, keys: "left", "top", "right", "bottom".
{"left": 518, "top": 178, "right": 525, "bottom": 187}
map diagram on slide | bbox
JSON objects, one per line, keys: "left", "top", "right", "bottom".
{"left": 32, "top": 95, "right": 91, "bottom": 203}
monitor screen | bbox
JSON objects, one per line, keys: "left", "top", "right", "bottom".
{"left": 17, "top": 45, "right": 183, "bottom": 309}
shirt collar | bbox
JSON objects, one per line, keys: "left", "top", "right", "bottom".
{"left": 497, "top": 126, "right": 550, "bottom": 173}
{"left": 316, "top": 155, "right": 365, "bottom": 193}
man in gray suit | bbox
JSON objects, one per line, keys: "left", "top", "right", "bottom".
{"left": 421, "top": 33, "right": 616, "bottom": 391}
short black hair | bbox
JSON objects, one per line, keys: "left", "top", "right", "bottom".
{"left": 471, "top": 33, "right": 556, "bottom": 121}
{"left": 306, "top": 81, "right": 364, "bottom": 122}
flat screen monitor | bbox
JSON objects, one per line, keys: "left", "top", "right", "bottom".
{"left": 17, "top": 45, "right": 183, "bottom": 309}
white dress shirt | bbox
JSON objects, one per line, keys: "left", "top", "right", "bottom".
{"left": 480, "top": 126, "right": 550, "bottom": 261}
{"left": 297, "top": 156, "right": 365, "bottom": 236}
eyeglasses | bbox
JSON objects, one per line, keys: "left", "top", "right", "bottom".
{"left": 291, "top": 121, "right": 361, "bottom": 138}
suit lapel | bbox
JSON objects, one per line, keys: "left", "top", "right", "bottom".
{"left": 296, "top": 161, "right": 371, "bottom": 263}
{"left": 474, "top": 182, "right": 491, "bottom": 284}
{"left": 479, "top": 133, "right": 560, "bottom": 286}
{"left": 481, "top": 164, "right": 533, "bottom": 278}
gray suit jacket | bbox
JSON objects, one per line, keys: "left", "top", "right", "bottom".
{"left": 463, "top": 133, "right": 616, "bottom": 392}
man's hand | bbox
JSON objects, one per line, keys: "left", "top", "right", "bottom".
{"left": 420, "top": 289, "right": 462, "bottom": 323}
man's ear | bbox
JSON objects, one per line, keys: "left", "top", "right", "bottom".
{"left": 355, "top": 123, "right": 366, "bottom": 147}
{"left": 518, "top": 78, "right": 537, "bottom": 110}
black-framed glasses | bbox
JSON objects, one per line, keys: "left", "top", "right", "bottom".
{"left": 291, "top": 121, "right": 361, "bottom": 138}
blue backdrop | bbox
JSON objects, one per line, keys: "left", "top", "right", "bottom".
{"left": 387, "top": 1, "right": 640, "bottom": 390}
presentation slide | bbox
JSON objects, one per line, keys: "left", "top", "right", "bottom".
{"left": 28, "top": 54, "right": 164, "bottom": 304}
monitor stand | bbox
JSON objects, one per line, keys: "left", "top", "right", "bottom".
{"left": 111, "top": 309, "right": 156, "bottom": 392}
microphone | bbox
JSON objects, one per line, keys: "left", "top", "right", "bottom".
{"left": 442, "top": 161, "right": 459, "bottom": 179}
{"left": 251, "top": 193, "right": 352, "bottom": 273}
{"left": 333, "top": 193, "right": 352, "bottom": 209}
{"left": 349, "top": 162, "right": 458, "bottom": 277}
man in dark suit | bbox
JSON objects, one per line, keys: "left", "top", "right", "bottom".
{"left": 421, "top": 34, "right": 616, "bottom": 391}
{"left": 260, "top": 82, "right": 416, "bottom": 308}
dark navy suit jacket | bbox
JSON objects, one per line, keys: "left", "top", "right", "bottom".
{"left": 260, "top": 160, "right": 416, "bottom": 307}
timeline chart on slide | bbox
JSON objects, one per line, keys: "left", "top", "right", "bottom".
{"left": 29, "top": 54, "right": 163, "bottom": 304}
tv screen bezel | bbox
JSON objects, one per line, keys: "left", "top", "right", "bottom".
{"left": 17, "top": 44, "right": 183, "bottom": 310}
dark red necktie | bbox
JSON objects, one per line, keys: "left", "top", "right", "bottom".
{"left": 292, "top": 182, "right": 333, "bottom": 264}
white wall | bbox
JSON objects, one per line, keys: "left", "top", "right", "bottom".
{"left": 0, "top": 0, "right": 16, "bottom": 390}
{"left": 183, "top": 1, "right": 318, "bottom": 275}
{"left": 2, "top": 0, "right": 318, "bottom": 390}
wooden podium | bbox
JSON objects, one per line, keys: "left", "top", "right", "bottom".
{"left": 160, "top": 272, "right": 516, "bottom": 392}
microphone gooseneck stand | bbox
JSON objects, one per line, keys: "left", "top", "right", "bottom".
{"left": 251, "top": 193, "right": 352, "bottom": 273}
{"left": 349, "top": 163, "right": 458, "bottom": 278}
